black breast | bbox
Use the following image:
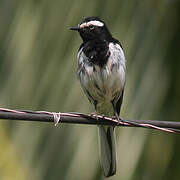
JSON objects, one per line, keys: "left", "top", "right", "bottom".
{"left": 81, "top": 40, "right": 110, "bottom": 67}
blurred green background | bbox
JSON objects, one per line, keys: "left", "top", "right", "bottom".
{"left": 0, "top": 0, "right": 180, "bottom": 180}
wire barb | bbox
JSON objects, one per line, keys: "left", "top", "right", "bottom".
{"left": 53, "top": 112, "right": 61, "bottom": 126}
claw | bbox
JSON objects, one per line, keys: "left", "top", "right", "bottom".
{"left": 90, "top": 112, "right": 99, "bottom": 121}
{"left": 90, "top": 112, "right": 106, "bottom": 123}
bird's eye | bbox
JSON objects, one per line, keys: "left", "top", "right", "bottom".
{"left": 89, "top": 25, "right": 94, "bottom": 30}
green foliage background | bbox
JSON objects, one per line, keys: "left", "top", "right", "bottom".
{"left": 0, "top": 0, "right": 180, "bottom": 179}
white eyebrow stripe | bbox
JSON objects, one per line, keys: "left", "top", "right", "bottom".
{"left": 87, "top": 20, "right": 104, "bottom": 27}
{"left": 80, "top": 20, "right": 104, "bottom": 29}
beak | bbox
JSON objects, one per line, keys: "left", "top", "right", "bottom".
{"left": 70, "top": 25, "right": 80, "bottom": 31}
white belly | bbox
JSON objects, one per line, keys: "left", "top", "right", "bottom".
{"left": 83, "top": 59, "right": 125, "bottom": 101}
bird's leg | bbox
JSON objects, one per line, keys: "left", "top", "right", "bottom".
{"left": 112, "top": 115, "right": 120, "bottom": 126}
{"left": 90, "top": 102, "right": 100, "bottom": 121}
{"left": 111, "top": 102, "right": 121, "bottom": 125}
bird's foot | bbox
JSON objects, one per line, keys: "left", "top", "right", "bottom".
{"left": 112, "top": 114, "right": 122, "bottom": 126}
{"left": 90, "top": 112, "right": 97, "bottom": 117}
{"left": 90, "top": 112, "right": 106, "bottom": 124}
{"left": 90, "top": 112, "right": 99, "bottom": 121}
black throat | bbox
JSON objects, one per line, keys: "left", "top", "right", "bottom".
{"left": 81, "top": 38, "right": 111, "bottom": 67}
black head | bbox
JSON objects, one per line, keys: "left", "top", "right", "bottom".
{"left": 70, "top": 16, "right": 112, "bottom": 42}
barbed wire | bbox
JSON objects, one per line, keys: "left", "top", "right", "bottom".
{"left": 0, "top": 107, "right": 180, "bottom": 133}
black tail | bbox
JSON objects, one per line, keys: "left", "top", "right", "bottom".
{"left": 98, "top": 125, "right": 116, "bottom": 177}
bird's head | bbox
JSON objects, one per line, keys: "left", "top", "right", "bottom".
{"left": 70, "top": 16, "right": 112, "bottom": 42}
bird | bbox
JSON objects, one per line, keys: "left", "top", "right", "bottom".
{"left": 70, "top": 16, "right": 126, "bottom": 177}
